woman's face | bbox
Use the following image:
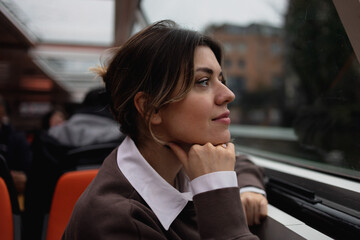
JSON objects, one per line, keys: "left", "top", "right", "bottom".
{"left": 49, "top": 111, "right": 66, "bottom": 128}
{"left": 155, "top": 46, "right": 235, "bottom": 146}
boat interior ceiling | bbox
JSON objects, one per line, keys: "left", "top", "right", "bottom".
{"left": 0, "top": 0, "right": 148, "bottom": 129}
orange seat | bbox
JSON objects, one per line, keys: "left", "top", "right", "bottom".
{"left": 0, "top": 177, "right": 14, "bottom": 240}
{"left": 45, "top": 169, "right": 98, "bottom": 240}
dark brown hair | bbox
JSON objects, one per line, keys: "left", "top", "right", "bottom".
{"left": 98, "top": 20, "right": 223, "bottom": 142}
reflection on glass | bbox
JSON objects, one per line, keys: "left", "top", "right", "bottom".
{"left": 205, "top": 0, "right": 360, "bottom": 178}
{"left": 286, "top": 0, "right": 360, "bottom": 175}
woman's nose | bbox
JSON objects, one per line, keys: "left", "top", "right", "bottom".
{"left": 215, "top": 82, "right": 235, "bottom": 105}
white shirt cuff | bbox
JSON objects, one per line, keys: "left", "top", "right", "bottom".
{"left": 240, "top": 186, "right": 266, "bottom": 196}
{"left": 190, "top": 171, "right": 238, "bottom": 195}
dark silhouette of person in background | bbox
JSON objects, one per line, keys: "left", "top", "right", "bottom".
{"left": 0, "top": 95, "right": 32, "bottom": 207}
{"left": 47, "top": 88, "right": 122, "bottom": 147}
{"left": 41, "top": 106, "right": 68, "bottom": 131}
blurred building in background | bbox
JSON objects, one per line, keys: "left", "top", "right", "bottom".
{"left": 206, "top": 23, "right": 285, "bottom": 125}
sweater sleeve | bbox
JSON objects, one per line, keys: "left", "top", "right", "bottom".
{"left": 62, "top": 197, "right": 170, "bottom": 240}
{"left": 193, "top": 187, "right": 259, "bottom": 240}
{"left": 235, "top": 155, "right": 265, "bottom": 190}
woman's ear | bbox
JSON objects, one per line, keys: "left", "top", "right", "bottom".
{"left": 134, "top": 92, "right": 162, "bottom": 125}
{"left": 134, "top": 92, "right": 146, "bottom": 117}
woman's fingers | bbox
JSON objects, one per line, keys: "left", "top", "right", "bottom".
{"left": 259, "top": 197, "right": 268, "bottom": 218}
{"left": 240, "top": 192, "right": 268, "bottom": 226}
{"left": 168, "top": 142, "right": 235, "bottom": 180}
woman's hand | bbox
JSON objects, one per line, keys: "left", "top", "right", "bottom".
{"left": 168, "top": 142, "right": 236, "bottom": 180}
{"left": 240, "top": 192, "right": 268, "bottom": 225}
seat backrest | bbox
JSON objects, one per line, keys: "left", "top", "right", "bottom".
{"left": 45, "top": 169, "right": 98, "bottom": 240}
{"left": 0, "top": 177, "right": 14, "bottom": 240}
{"left": 24, "top": 132, "right": 119, "bottom": 240}
{"left": 66, "top": 142, "right": 120, "bottom": 170}
{"left": 0, "top": 154, "right": 20, "bottom": 213}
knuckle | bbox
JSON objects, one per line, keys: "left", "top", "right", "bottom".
{"left": 192, "top": 144, "right": 201, "bottom": 150}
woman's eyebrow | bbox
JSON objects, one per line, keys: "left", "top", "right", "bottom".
{"left": 196, "top": 67, "right": 223, "bottom": 77}
{"left": 196, "top": 67, "right": 213, "bottom": 74}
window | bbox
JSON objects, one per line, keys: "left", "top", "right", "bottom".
{"left": 237, "top": 43, "right": 247, "bottom": 53}
{"left": 228, "top": 0, "right": 360, "bottom": 179}
{"left": 227, "top": 76, "right": 245, "bottom": 103}
{"left": 238, "top": 59, "right": 246, "bottom": 68}
{"left": 223, "top": 43, "right": 232, "bottom": 53}
{"left": 271, "top": 42, "right": 282, "bottom": 55}
{"left": 271, "top": 76, "right": 282, "bottom": 89}
{"left": 224, "top": 58, "right": 232, "bottom": 68}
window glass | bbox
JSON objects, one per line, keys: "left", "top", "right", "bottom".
{"left": 142, "top": 0, "right": 360, "bottom": 180}
{"left": 238, "top": 59, "right": 246, "bottom": 69}
{"left": 237, "top": 43, "right": 247, "bottom": 53}
{"left": 9, "top": 0, "right": 114, "bottom": 45}
{"left": 5, "top": 0, "right": 358, "bottom": 180}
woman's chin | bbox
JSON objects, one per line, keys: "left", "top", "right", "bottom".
{"left": 203, "top": 136, "right": 231, "bottom": 146}
{"left": 172, "top": 132, "right": 231, "bottom": 148}
{"left": 212, "top": 133, "right": 231, "bottom": 145}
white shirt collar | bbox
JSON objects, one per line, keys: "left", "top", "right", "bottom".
{"left": 116, "top": 136, "right": 193, "bottom": 230}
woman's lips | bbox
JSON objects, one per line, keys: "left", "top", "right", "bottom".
{"left": 212, "top": 111, "right": 231, "bottom": 124}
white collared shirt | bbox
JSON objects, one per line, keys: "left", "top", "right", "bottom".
{"left": 116, "top": 136, "right": 260, "bottom": 230}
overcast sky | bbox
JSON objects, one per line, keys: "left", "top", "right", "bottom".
{"left": 142, "top": 0, "right": 288, "bottom": 31}
{"left": 9, "top": 0, "right": 288, "bottom": 44}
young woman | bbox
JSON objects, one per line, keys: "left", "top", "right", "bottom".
{"left": 62, "top": 20, "right": 267, "bottom": 240}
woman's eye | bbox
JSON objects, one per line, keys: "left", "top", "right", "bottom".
{"left": 196, "top": 78, "right": 209, "bottom": 87}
